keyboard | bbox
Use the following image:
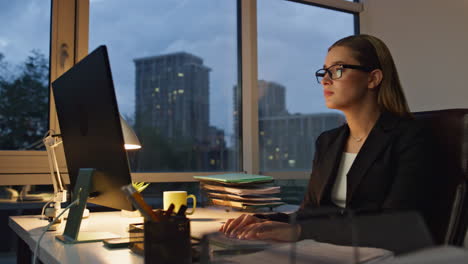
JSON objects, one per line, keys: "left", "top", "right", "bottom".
{"left": 205, "top": 232, "right": 272, "bottom": 250}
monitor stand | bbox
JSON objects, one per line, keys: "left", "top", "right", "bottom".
{"left": 56, "top": 168, "right": 119, "bottom": 244}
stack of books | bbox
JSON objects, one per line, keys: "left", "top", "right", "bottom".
{"left": 193, "top": 173, "right": 284, "bottom": 211}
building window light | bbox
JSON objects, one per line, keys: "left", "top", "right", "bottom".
{"left": 275, "top": 147, "right": 280, "bottom": 152}
{"left": 178, "top": 73, "right": 184, "bottom": 77}
{"left": 288, "top": 160, "right": 296, "bottom": 167}
{"left": 154, "top": 87, "right": 160, "bottom": 92}
{"left": 178, "top": 89, "right": 184, "bottom": 94}
{"left": 268, "top": 155, "right": 274, "bottom": 160}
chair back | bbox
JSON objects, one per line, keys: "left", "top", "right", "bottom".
{"left": 413, "top": 109, "right": 468, "bottom": 245}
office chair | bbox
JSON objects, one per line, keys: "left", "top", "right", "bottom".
{"left": 413, "top": 109, "right": 468, "bottom": 246}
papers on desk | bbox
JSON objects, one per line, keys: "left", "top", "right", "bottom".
{"left": 194, "top": 173, "right": 274, "bottom": 184}
{"left": 222, "top": 239, "right": 393, "bottom": 264}
{"left": 210, "top": 199, "right": 284, "bottom": 210}
{"left": 195, "top": 173, "right": 284, "bottom": 211}
{"left": 208, "top": 192, "right": 282, "bottom": 202}
{"left": 201, "top": 184, "right": 280, "bottom": 196}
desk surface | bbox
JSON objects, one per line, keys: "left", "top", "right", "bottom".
{"left": 9, "top": 207, "right": 263, "bottom": 264}
{"left": 9, "top": 205, "right": 406, "bottom": 264}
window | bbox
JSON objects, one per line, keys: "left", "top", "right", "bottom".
{"left": 0, "top": 1, "right": 51, "bottom": 150}
{"left": 258, "top": 0, "right": 353, "bottom": 173}
{"left": 257, "top": 0, "right": 355, "bottom": 204}
{"left": 89, "top": 0, "right": 240, "bottom": 173}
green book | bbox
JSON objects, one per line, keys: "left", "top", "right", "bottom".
{"left": 193, "top": 173, "right": 273, "bottom": 184}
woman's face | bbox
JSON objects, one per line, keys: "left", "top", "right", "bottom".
{"left": 321, "top": 46, "right": 372, "bottom": 111}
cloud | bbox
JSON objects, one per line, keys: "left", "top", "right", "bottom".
{"left": 0, "top": 38, "right": 9, "bottom": 49}
{"left": 0, "top": 0, "right": 50, "bottom": 66}
{"left": 88, "top": 0, "right": 355, "bottom": 134}
{"left": 89, "top": 0, "right": 238, "bottom": 131}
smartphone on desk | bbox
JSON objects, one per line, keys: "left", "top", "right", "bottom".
{"left": 103, "top": 236, "right": 144, "bottom": 249}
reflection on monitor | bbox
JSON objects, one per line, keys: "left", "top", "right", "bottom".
{"left": 52, "top": 45, "right": 133, "bottom": 243}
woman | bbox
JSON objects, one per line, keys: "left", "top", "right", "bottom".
{"left": 220, "top": 34, "right": 437, "bottom": 244}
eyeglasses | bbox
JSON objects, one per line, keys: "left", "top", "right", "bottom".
{"left": 315, "top": 64, "right": 373, "bottom": 84}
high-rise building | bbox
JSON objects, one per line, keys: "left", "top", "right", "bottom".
{"left": 134, "top": 52, "right": 210, "bottom": 143}
{"left": 258, "top": 80, "right": 288, "bottom": 117}
{"left": 133, "top": 52, "right": 228, "bottom": 171}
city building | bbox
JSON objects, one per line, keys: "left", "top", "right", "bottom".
{"left": 133, "top": 52, "right": 227, "bottom": 171}
{"left": 134, "top": 52, "right": 210, "bottom": 142}
{"left": 259, "top": 112, "right": 345, "bottom": 171}
{"left": 233, "top": 80, "right": 345, "bottom": 172}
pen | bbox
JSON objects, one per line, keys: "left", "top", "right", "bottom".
{"left": 121, "top": 185, "right": 159, "bottom": 222}
{"left": 164, "top": 203, "right": 175, "bottom": 219}
{"left": 177, "top": 205, "right": 187, "bottom": 216}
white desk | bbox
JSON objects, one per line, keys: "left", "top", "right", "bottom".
{"left": 9, "top": 207, "right": 250, "bottom": 264}
{"left": 10, "top": 205, "right": 404, "bottom": 264}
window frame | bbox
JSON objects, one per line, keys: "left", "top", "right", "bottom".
{"left": 0, "top": 0, "right": 362, "bottom": 185}
{"left": 0, "top": 0, "right": 87, "bottom": 185}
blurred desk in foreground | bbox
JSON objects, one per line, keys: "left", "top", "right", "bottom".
{"left": 9, "top": 207, "right": 250, "bottom": 264}
{"left": 9, "top": 205, "right": 412, "bottom": 264}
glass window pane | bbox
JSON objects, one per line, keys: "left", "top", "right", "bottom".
{"left": 258, "top": 0, "right": 353, "bottom": 172}
{"left": 258, "top": 0, "right": 354, "bottom": 202}
{"left": 0, "top": 1, "right": 51, "bottom": 150}
{"left": 89, "top": 0, "right": 240, "bottom": 173}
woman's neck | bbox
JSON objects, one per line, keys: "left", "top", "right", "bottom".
{"left": 343, "top": 106, "right": 381, "bottom": 140}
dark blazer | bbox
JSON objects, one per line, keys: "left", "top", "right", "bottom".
{"left": 296, "top": 111, "right": 439, "bottom": 245}
{"left": 301, "top": 111, "right": 437, "bottom": 212}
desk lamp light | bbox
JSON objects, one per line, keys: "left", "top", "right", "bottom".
{"left": 120, "top": 115, "right": 141, "bottom": 150}
{"left": 43, "top": 116, "right": 141, "bottom": 230}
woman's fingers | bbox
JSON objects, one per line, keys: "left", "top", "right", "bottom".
{"left": 234, "top": 221, "right": 301, "bottom": 242}
{"left": 225, "top": 214, "right": 249, "bottom": 235}
{"left": 238, "top": 222, "right": 264, "bottom": 240}
{"left": 228, "top": 215, "right": 260, "bottom": 237}
{"left": 219, "top": 218, "right": 234, "bottom": 232}
{"left": 221, "top": 214, "right": 250, "bottom": 235}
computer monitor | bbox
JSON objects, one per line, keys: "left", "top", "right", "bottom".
{"left": 52, "top": 45, "right": 133, "bottom": 243}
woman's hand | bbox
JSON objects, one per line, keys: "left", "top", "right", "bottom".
{"left": 219, "top": 214, "right": 264, "bottom": 238}
{"left": 237, "top": 221, "right": 301, "bottom": 242}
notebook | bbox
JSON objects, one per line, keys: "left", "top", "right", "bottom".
{"left": 194, "top": 173, "right": 273, "bottom": 184}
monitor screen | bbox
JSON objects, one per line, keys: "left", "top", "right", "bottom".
{"left": 52, "top": 45, "right": 132, "bottom": 211}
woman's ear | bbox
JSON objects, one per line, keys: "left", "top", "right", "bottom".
{"left": 368, "top": 69, "right": 383, "bottom": 90}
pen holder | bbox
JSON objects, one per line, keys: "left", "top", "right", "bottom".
{"left": 144, "top": 216, "right": 191, "bottom": 264}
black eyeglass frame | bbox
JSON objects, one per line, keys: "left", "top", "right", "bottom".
{"left": 315, "top": 64, "right": 374, "bottom": 84}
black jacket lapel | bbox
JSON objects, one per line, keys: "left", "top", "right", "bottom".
{"left": 346, "top": 112, "right": 399, "bottom": 202}
{"left": 315, "top": 126, "right": 348, "bottom": 204}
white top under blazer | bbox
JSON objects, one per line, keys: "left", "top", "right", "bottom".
{"left": 331, "top": 152, "right": 357, "bottom": 208}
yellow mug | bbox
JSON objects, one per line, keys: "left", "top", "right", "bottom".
{"left": 163, "top": 191, "right": 196, "bottom": 215}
